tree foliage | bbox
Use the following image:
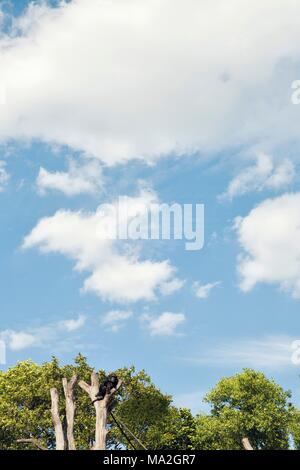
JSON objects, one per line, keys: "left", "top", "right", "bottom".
{"left": 0, "top": 359, "right": 297, "bottom": 450}
{"left": 0, "top": 355, "right": 192, "bottom": 450}
{"left": 192, "top": 369, "right": 293, "bottom": 450}
{"left": 289, "top": 408, "right": 300, "bottom": 449}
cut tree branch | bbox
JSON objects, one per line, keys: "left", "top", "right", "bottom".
{"left": 242, "top": 437, "right": 254, "bottom": 450}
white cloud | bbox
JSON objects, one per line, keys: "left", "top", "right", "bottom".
{"left": 266, "top": 159, "right": 295, "bottom": 189}
{"left": 0, "top": 314, "right": 87, "bottom": 351}
{"left": 142, "top": 312, "right": 185, "bottom": 336}
{"left": 1, "top": 1, "right": 300, "bottom": 163}
{"left": 159, "top": 278, "right": 185, "bottom": 296}
{"left": 101, "top": 309, "right": 132, "bottom": 332}
{"left": 235, "top": 192, "right": 300, "bottom": 297}
{"left": 0, "top": 160, "right": 9, "bottom": 191}
{"left": 83, "top": 256, "right": 176, "bottom": 303}
{"left": 0, "top": 330, "right": 37, "bottom": 351}
{"left": 193, "top": 281, "right": 221, "bottom": 299}
{"left": 59, "top": 314, "right": 86, "bottom": 332}
{"left": 22, "top": 189, "right": 182, "bottom": 304}
{"left": 37, "top": 159, "right": 103, "bottom": 196}
{"left": 187, "top": 336, "right": 295, "bottom": 369}
{"left": 220, "top": 153, "right": 295, "bottom": 200}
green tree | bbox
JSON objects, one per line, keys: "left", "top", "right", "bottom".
{"left": 192, "top": 369, "right": 293, "bottom": 450}
{"left": 0, "top": 355, "right": 93, "bottom": 449}
{"left": 145, "top": 407, "right": 196, "bottom": 450}
{"left": 0, "top": 355, "right": 193, "bottom": 450}
{"left": 289, "top": 408, "right": 300, "bottom": 449}
{"left": 1, "top": 360, "right": 296, "bottom": 450}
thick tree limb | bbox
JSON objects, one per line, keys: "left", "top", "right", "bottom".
{"left": 62, "top": 374, "right": 78, "bottom": 450}
{"left": 16, "top": 438, "right": 47, "bottom": 451}
{"left": 242, "top": 437, "right": 254, "bottom": 450}
{"left": 50, "top": 387, "right": 65, "bottom": 450}
{"left": 78, "top": 379, "right": 90, "bottom": 395}
{"left": 79, "top": 372, "right": 122, "bottom": 450}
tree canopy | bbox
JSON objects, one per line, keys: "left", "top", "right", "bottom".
{"left": 193, "top": 369, "right": 293, "bottom": 450}
{"left": 0, "top": 358, "right": 299, "bottom": 450}
{"left": 0, "top": 354, "right": 193, "bottom": 450}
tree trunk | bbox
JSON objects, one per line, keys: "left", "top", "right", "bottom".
{"left": 79, "top": 372, "right": 122, "bottom": 450}
{"left": 62, "top": 374, "right": 78, "bottom": 450}
{"left": 242, "top": 437, "right": 254, "bottom": 450}
{"left": 94, "top": 401, "right": 107, "bottom": 450}
{"left": 50, "top": 388, "right": 65, "bottom": 450}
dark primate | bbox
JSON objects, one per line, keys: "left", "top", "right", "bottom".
{"left": 95, "top": 375, "right": 119, "bottom": 400}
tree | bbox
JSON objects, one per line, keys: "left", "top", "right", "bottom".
{"left": 1, "top": 360, "right": 296, "bottom": 450}
{"left": 145, "top": 408, "right": 196, "bottom": 450}
{"left": 192, "top": 369, "right": 293, "bottom": 450}
{"left": 192, "top": 413, "right": 242, "bottom": 450}
{"left": 0, "top": 355, "right": 189, "bottom": 450}
{"left": 106, "top": 366, "right": 172, "bottom": 449}
{"left": 0, "top": 357, "right": 63, "bottom": 450}
{"left": 289, "top": 408, "right": 300, "bottom": 449}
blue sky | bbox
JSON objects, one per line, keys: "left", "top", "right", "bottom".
{"left": 1, "top": 0, "right": 300, "bottom": 414}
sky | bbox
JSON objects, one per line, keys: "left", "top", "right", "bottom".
{"left": 1, "top": 0, "right": 300, "bottom": 415}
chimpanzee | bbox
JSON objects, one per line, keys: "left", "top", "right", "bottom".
{"left": 95, "top": 375, "right": 119, "bottom": 400}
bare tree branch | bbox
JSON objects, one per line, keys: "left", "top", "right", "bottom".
{"left": 16, "top": 438, "right": 47, "bottom": 451}
{"left": 78, "top": 380, "right": 90, "bottom": 395}
{"left": 50, "top": 387, "right": 65, "bottom": 450}
{"left": 62, "top": 374, "right": 78, "bottom": 450}
{"left": 91, "top": 371, "right": 99, "bottom": 389}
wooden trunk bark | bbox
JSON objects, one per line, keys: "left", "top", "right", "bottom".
{"left": 242, "top": 437, "right": 254, "bottom": 450}
{"left": 62, "top": 375, "right": 78, "bottom": 450}
{"left": 79, "top": 372, "right": 122, "bottom": 450}
{"left": 94, "top": 401, "right": 108, "bottom": 450}
{"left": 50, "top": 388, "right": 65, "bottom": 450}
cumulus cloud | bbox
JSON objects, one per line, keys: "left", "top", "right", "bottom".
{"left": 0, "top": 330, "right": 37, "bottom": 351}
{"left": 193, "top": 281, "right": 221, "bottom": 299}
{"left": 59, "top": 314, "right": 86, "bottom": 331}
{"left": 37, "top": 159, "right": 103, "bottom": 196}
{"left": 101, "top": 310, "right": 132, "bottom": 332}
{"left": 142, "top": 312, "right": 185, "bottom": 336}
{"left": 22, "top": 189, "right": 182, "bottom": 303}
{"left": 220, "top": 153, "right": 295, "bottom": 200}
{"left": 0, "top": 160, "right": 9, "bottom": 191}
{"left": 1, "top": 1, "right": 300, "bottom": 163}
{"left": 235, "top": 192, "right": 300, "bottom": 297}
